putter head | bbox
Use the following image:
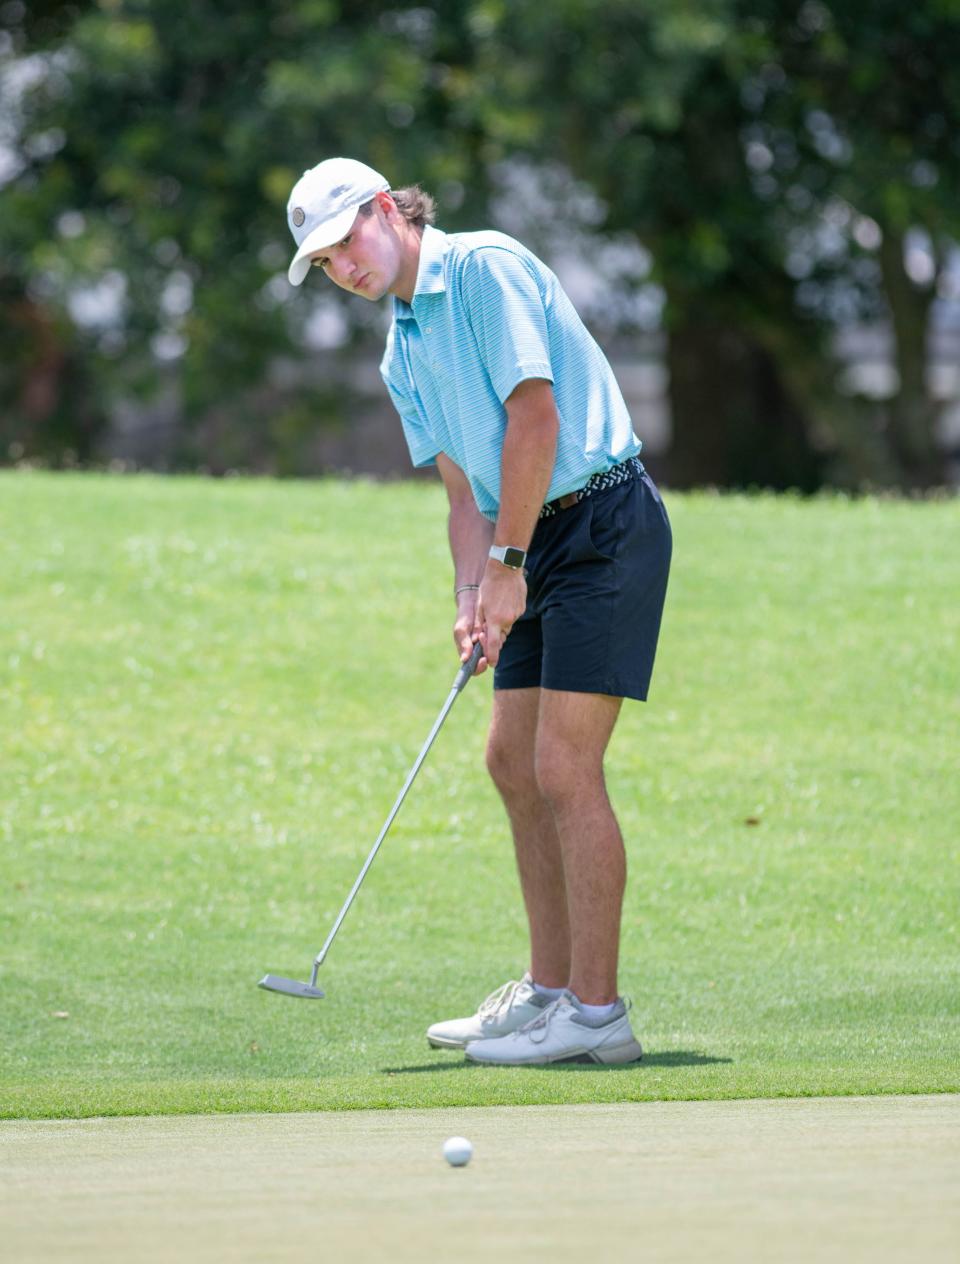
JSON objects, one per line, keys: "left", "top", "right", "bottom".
{"left": 258, "top": 974, "right": 325, "bottom": 999}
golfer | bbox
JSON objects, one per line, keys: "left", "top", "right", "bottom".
{"left": 286, "top": 157, "right": 671, "bottom": 1065}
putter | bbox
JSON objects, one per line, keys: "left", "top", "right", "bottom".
{"left": 259, "top": 640, "right": 484, "bottom": 999}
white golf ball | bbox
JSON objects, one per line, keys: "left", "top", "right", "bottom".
{"left": 442, "top": 1135, "right": 473, "bottom": 1167}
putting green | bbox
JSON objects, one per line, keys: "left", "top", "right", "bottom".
{"left": 4, "top": 477, "right": 959, "bottom": 1115}
{"left": 3, "top": 1095, "right": 957, "bottom": 1262}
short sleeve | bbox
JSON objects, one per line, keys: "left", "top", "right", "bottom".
{"left": 459, "top": 248, "right": 555, "bottom": 403}
{"left": 380, "top": 328, "right": 439, "bottom": 469}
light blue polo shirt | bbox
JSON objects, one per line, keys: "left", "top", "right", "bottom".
{"left": 379, "top": 225, "right": 641, "bottom": 522}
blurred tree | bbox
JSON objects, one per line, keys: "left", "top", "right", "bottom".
{"left": 2, "top": 0, "right": 958, "bottom": 486}
{"left": 0, "top": 1, "right": 100, "bottom": 462}
{"left": 0, "top": 1, "right": 496, "bottom": 470}
{"left": 485, "top": 0, "right": 960, "bottom": 489}
{"left": 512, "top": 0, "right": 960, "bottom": 488}
{"left": 761, "top": 0, "right": 960, "bottom": 487}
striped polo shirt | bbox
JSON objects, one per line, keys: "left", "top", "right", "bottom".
{"left": 379, "top": 225, "right": 641, "bottom": 522}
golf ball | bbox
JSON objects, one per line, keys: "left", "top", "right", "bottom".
{"left": 442, "top": 1136, "right": 473, "bottom": 1167}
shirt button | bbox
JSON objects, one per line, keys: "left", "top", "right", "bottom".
{"left": 425, "top": 327, "right": 432, "bottom": 333}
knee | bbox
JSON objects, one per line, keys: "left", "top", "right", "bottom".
{"left": 486, "top": 731, "right": 537, "bottom": 801}
{"left": 534, "top": 738, "right": 591, "bottom": 812}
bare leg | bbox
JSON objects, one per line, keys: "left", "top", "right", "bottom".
{"left": 486, "top": 688, "right": 571, "bottom": 989}
{"left": 535, "top": 689, "right": 624, "bottom": 1006}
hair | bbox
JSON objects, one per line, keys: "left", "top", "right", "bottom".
{"left": 391, "top": 185, "right": 437, "bottom": 228}
{"left": 360, "top": 185, "right": 437, "bottom": 230}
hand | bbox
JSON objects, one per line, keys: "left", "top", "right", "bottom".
{"left": 476, "top": 561, "right": 528, "bottom": 668}
{"left": 454, "top": 590, "right": 488, "bottom": 675}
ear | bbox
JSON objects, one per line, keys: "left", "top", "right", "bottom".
{"left": 375, "top": 190, "right": 399, "bottom": 220}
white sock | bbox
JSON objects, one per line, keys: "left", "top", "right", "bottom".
{"left": 531, "top": 980, "right": 565, "bottom": 1001}
{"left": 571, "top": 994, "right": 619, "bottom": 1021}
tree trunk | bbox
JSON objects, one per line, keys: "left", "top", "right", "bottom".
{"left": 879, "top": 230, "right": 945, "bottom": 488}
{"left": 662, "top": 317, "right": 823, "bottom": 491}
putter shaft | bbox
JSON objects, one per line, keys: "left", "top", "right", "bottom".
{"left": 260, "top": 642, "right": 483, "bottom": 997}
{"left": 311, "top": 642, "right": 483, "bottom": 978}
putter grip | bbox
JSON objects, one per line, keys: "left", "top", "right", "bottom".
{"left": 453, "top": 641, "right": 484, "bottom": 692}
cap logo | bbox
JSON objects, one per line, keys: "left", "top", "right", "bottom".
{"left": 292, "top": 207, "right": 306, "bottom": 227}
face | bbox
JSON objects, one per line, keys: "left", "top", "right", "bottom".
{"left": 308, "top": 195, "right": 405, "bottom": 302}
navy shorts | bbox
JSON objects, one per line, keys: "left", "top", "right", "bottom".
{"left": 494, "top": 469, "right": 672, "bottom": 701}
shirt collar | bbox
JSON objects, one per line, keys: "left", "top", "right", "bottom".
{"left": 393, "top": 224, "right": 449, "bottom": 322}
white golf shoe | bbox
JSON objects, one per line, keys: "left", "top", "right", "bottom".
{"left": 427, "top": 972, "right": 553, "bottom": 1050}
{"left": 464, "top": 992, "right": 643, "bottom": 1066}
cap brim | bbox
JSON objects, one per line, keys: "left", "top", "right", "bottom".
{"left": 287, "top": 205, "right": 360, "bottom": 286}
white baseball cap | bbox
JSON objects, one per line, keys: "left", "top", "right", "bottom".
{"left": 286, "top": 157, "right": 390, "bottom": 286}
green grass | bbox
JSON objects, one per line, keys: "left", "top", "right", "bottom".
{"left": 1, "top": 471, "right": 958, "bottom": 1118}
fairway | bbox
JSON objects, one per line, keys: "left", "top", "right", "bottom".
{"left": 1, "top": 471, "right": 958, "bottom": 1118}
{"left": 4, "top": 1096, "right": 958, "bottom": 1263}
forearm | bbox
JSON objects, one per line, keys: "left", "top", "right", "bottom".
{"left": 448, "top": 498, "right": 494, "bottom": 589}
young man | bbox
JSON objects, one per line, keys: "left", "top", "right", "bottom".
{"left": 286, "top": 157, "right": 671, "bottom": 1065}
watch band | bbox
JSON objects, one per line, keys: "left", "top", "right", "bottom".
{"left": 489, "top": 544, "right": 527, "bottom": 570}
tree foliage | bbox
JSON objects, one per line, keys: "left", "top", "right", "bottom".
{"left": 484, "top": 0, "right": 960, "bottom": 487}
{"left": 2, "top": 1, "right": 958, "bottom": 486}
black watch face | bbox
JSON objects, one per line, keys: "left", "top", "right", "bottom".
{"left": 503, "top": 547, "right": 526, "bottom": 569}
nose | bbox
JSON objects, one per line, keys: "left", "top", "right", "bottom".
{"left": 330, "top": 251, "right": 357, "bottom": 287}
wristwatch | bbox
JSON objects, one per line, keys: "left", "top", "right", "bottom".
{"left": 489, "top": 544, "right": 527, "bottom": 570}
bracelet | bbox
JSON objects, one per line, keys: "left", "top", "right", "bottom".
{"left": 454, "top": 583, "right": 480, "bottom": 599}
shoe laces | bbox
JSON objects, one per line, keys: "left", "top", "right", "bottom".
{"left": 516, "top": 994, "right": 629, "bottom": 1042}
{"left": 477, "top": 978, "right": 528, "bottom": 1019}
{"left": 516, "top": 993, "right": 575, "bottom": 1044}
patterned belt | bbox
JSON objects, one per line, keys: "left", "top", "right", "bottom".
{"left": 539, "top": 456, "right": 645, "bottom": 520}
